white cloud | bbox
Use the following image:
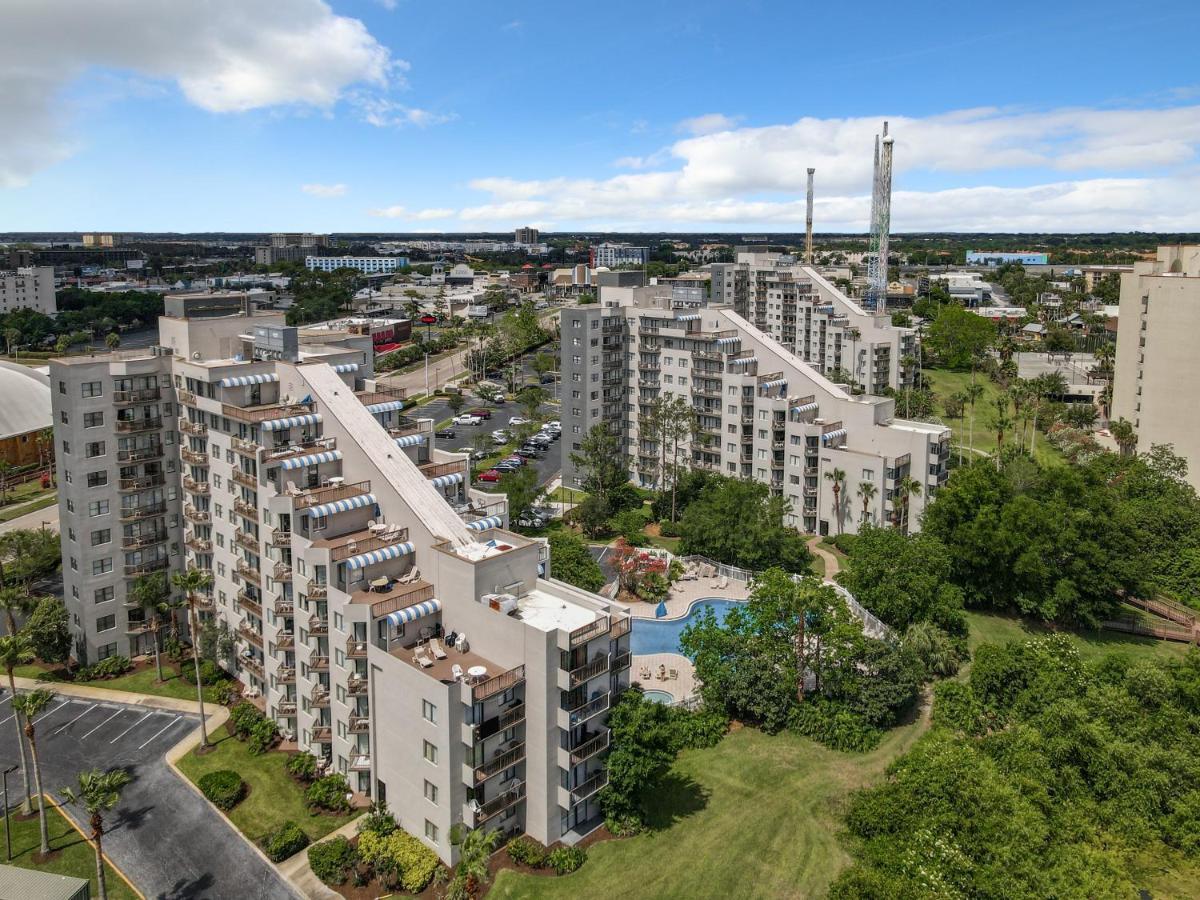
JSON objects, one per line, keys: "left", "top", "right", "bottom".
{"left": 368, "top": 205, "right": 456, "bottom": 220}
{"left": 1, "top": 0, "right": 398, "bottom": 187}
{"left": 457, "top": 105, "right": 1200, "bottom": 231}
{"left": 677, "top": 113, "right": 741, "bottom": 136}
{"left": 351, "top": 95, "right": 455, "bottom": 128}
{"left": 301, "top": 183, "right": 347, "bottom": 198}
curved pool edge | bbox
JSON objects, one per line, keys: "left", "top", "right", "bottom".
{"left": 641, "top": 594, "right": 748, "bottom": 623}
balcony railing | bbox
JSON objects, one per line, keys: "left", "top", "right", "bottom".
{"left": 123, "top": 558, "right": 169, "bottom": 577}
{"left": 277, "top": 698, "right": 297, "bottom": 715}
{"left": 231, "top": 469, "right": 258, "bottom": 489}
{"left": 294, "top": 480, "right": 371, "bottom": 511}
{"left": 238, "top": 622, "right": 263, "bottom": 647}
{"left": 570, "top": 730, "right": 610, "bottom": 766}
{"left": 312, "top": 725, "right": 332, "bottom": 742}
{"left": 235, "top": 561, "right": 261, "bottom": 585}
{"left": 307, "top": 582, "right": 328, "bottom": 600}
{"left": 178, "top": 418, "right": 207, "bottom": 436}
{"left": 309, "top": 655, "right": 330, "bottom": 670}
{"left": 231, "top": 436, "right": 260, "bottom": 456}
{"left": 268, "top": 529, "right": 292, "bottom": 547}
{"left": 310, "top": 686, "right": 330, "bottom": 707}
{"left": 184, "top": 535, "right": 212, "bottom": 554}
{"left": 241, "top": 657, "right": 264, "bottom": 680}
{"left": 118, "top": 445, "right": 163, "bottom": 463}
{"left": 475, "top": 702, "right": 526, "bottom": 741}
{"left": 610, "top": 616, "right": 632, "bottom": 640}
{"left": 119, "top": 473, "right": 165, "bottom": 492}
{"left": 181, "top": 505, "right": 209, "bottom": 524}
{"left": 222, "top": 402, "right": 314, "bottom": 424}
{"left": 350, "top": 753, "right": 371, "bottom": 772}
{"left": 612, "top": 650, "right": 631, "bottom": 672}
{"left": 565, "top": 691, "right": 610, "bottom": 726}
{"left": 180, "top": 448, "right": 208, "bottom": 466}
{"left": 182, "top": 476, "right": 209, "bottom": 495}
{"left": 176, "top": 388, "right": 195, "bottom": 405}
{"left": 349, "top": 714, "right": 370, "bottom": 733}
{"left": 347, "top": 675, "right": 368, "bottom": 695}
{"left": 276, "top": 634, "right": 295, "bottom": 650}
{"left": 237, "top": 591, "right": 262, "bottom": 616}
{"left": 472, "top": 665, "right": 525, "bottom": 703}
{"left": 123, "top": 532, "right": 167, "bottom": 550}
{"left": 277, "top": 666, "right": 296, "bottom": 683}
{"left": 472, "top": 781, "right": 526, "bottom": 824}
{"left": 233, "top": 529, "right": 259, "bottom": 553}
{"left": 474, "top": 743, "right": 526, "bottom": 783}
{"left": 569, "top": 653, "right": 610, "bottom": 688}
{"left": 115, "top": 416, "right": 162, "bottom": 433}
{"left": 346, "top": 637, "right": 368, "bottom": 658}
{"left": 569, "top": 617, "right": 610, "bottom": 649}
{"left": 273, "top": 562, "right": 292, "bottom": 581}
{"left": 274, "top": 599, "right": 294, "bottom": 617}
{"left": 570, "top": 771, "right": 609, "bottom": 806}
{"left": 233, "top": 499, "right": 259, "bottom": 522}
{"left": 309, "top": 615, "right": 328, "bottom": 635}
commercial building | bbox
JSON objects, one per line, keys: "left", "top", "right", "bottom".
{"left": 0, "top": 266, "right": 57, "bottom": 314}
{"left": 272, "top": 233, "right": 328, "bottom": 249}
{"left": 1112, "top": 245, "right": 1200, "bottom": 490}
{"left": 937, "top": 271, "right": 993, "bottom": 307}
{"left": 708, "top": 251, "right": 917, "bottom": 394}
{"left": 590, "top": 243, "right": 649, "bottom": 268}
{"left": 50, "top": 302, "right": 628, "bottom": 860}
{"left": 305, "top": 256, "right": 408, "bottom": 275}
{"left": 0, "top": 360, "right": 51, "bottom": 468}
{"left": 514, "top": 227, "right": 539, "bottom": 245}
{"left": 965, "top": 251, "right": 1049, "bottom": 266}
{"left": 559, "top": 283, "right": 949, "bottom": 536}
{"left": 82, "top": 233, "right": 121, "bottom": 248}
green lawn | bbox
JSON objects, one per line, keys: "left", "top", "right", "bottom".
{"left": 176, "top": 725, "right": 357, "bottom": 847}
{"left": 0, "top": 492, "right": 57, "bottom": 524}
{"left": 3, "top": 800, "right": 137, "bottom": 900}
{"left": 17, "top": 662, "right": 225, "bottom": 704}
{"left": 966, "top": 610, "right": 1190, "bottom": 663}
{"left": 492, "top": 712, "right": 930, "bottom": 899}
{"left": 924, "top": 368, "right": 1064, "bottom": 467}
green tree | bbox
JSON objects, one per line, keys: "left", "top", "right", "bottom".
{"left": 452, "top": 827, "right": 501, "bottom": 896}
{"left": 129, "top": 572, "right": 170, "bottom": 682}
{"left": 60, "top": 768, "right": 132, "bottom": 900}
{"left": 25, "top": 595, "right": 71, "bottom": 664}
{"left": 104, "top": 332, "right": 120, "bottom": 350}
{"left": 678, "top": 477, "right": 812, "bottom": 573}
{"left": 964, "top": 382, "right": 985, "bottom": 459}
{"left": 3, "top": 327, "right": 19, "bottom": 356}
{"left": 824, "top": 467, "right": 847, "bottom": 533}
{"left": 516, "top": 384, "right": 547, "bottom": 420}
{"left": 569, "top": 425, "right": 631, "bottom": 536}
{"left": 896, "top": 475, "right": 922, "bottom": 535}
{"left": 171, "top": 567, "right": 215, "bottom": 748}
{"left": 531, "top": 351, "right": 555, "bottom": 378}
{"left": 547, "top": 531, "right": 605, "bottom": 592}
{"left": 856, "top": 481, "right": 878, "bottom": 527}
{"left": 13, "top": 688, "right": 55, "bottom": 855}
{"left": 0, "top": 634, "right": 33, "bottom": 813}
{"left": 925, "top": 305, "right": 996, "bottom": 368}
{"left": 600, "top": 688, "right": 683, "bottom": 824}
{"left": 447, "top": 392, "right": 465, "bottom": 416}
{"left": 1110, "top": 417, "right": 1137, "bottom": 457}
{"left": 500, "top": 464, "right": 541, "bottom": 524}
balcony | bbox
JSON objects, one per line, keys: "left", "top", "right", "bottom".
{"left": 231, "top": 469, "right": 258, "bottom": 489}
{"left": 474, "top": 742, "right": 526, "bottom": 784}
{"left": 564, "top": 691, "right": 610, "bottom": 728}
{"left": 346, "top": 637, "right": 368, "bottom": 658}
{"left": 470, "top": 781, "right": 525, "bottom": 826}
{"left": 233, "top": 499, "right": 259, "bottom": 522}
{"left": 235, "top": 561, "right": 261, "bottom": 585}
{"left": 123, "top": 558, "right": 169, "bottom": 577}
{"left": 238, "top": 622, "right": 263, "bottom": 648}
{"left": 126, "top": 619, "right": 153, "bottom": 635}
{"left": 347, "top": 674, "right": 368, "bottom": 696}
{"left": 474, "top": 702, "right": 525, "bottom": 742}
{"left": 310, "top": 686, "right": 330, "bottom": 707}
{"left": 231, "top": 436, "right": 260, "bottom": 456}
{"left": 570, "top": 730, "right": 610, "bottom": 767}
{"left": 273, "top": 562, "right": 292, "bottom": 582}
{"left": 182, "top": 505, "right": 209, "bottom": 524}
{"left": 176, "top": 388, "right": 195, "bottom": 405}
{"left": 294, "top": 480, "right": 372, "bottom": 511}
{"left": 570, "top": 771, "right": 609, "bottom": 806}
{"left": 178, "top": 418, "right": 207, "bottom": 437}
{"left": 612, "top": 650, "right": 631, "bottom": 672}
{"left": 276, "top": 634, "right": 295, "bottom": 651}
{"left": 180, "top": 447, "right": 208, "bottom": 466}
{"left": 122, "top": 532, "right": 167, "bottom": 550}
{"left": 309, "top": 614, "right": 328, "bottom": 635}
{"left": 274, "top": 599, "right": 294, "bottom": 616}
{"left": 117, "top": 445, "right": 163, "bottom": 463}
{"left": 568, "top": 617, "right": 610, "bottom": 649}
{"left": 568, "top": 653, "right": 610, "bottom": 689}
{"left": 349, "top": 753, "right": 371, "bottom": 772}
{"left": 237, "top": 591, "right": 262, "bottom": 616}
{"left": 221, "top": 401, "right": 314, "bottom": 424}
{"left": 268, "top": 529, "right": 292, "bottom": 548}
{"left": 115, "top": 416, "right": 162, "bottom": 433}
{"left": 309, "top": 655, "right": 330, "bottom": 671}
{"left": 349, "top": 714, "right": 370, "bottom": 733}
{"left": 312, "top": 725, "right": 332, "bottom": 743}
{"left": 184, "top": 535, "right": 212, "bottom": 554}
{"left": 471, "top": 664, "right": 526, "bottom": 702}
{"left": 233, "top": 529, "right": 259, "bottom": 553}
{"left": 610, "top": 616, "right": 632, "bottom": 640}
{"left": 182, "top": 476, "right": 209, "bottom": 495}
{"left": 307, "top": 582, "right": 328, "bottom": 600}
{"left": 277, "top": 698, "right": 297, "bottom": 716}
{"left": 119, "top": 473, "right": 165, "bottom": 492}
{"left": 241, "top": 657, "right": 264, "bottom": 680}
{"left": 277, "top": 666, "right": 296, "bottom": 683}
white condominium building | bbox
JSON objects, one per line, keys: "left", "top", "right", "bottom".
{"left": 1112, "top": 244, "right": 1200, "bottom": 491}
{"left": 0, "top": 266, "right": 57, "bottom": 314}
{"left": 560, "top": 285, "right": 949, "bottom": 536}
{"left": 51, "top": 303, "right": 630, "bottom": 862}
{"left": 709, "top": 251, "right": 917, "bottom": 394}
{"left": 305, "top": 256, "right": 408, "bottom": 274}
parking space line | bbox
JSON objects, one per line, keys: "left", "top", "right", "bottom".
{"left": 110, "top": 712, "right": 154, "bottom": 743}
{"left": 33, "top": 701, "right": 68, "bottom": 724}
{"left": 137, "top": 715, "right": 181, "bottom": 750}
{"left": 80, "top": 709, "right": 124, "bottom": 740}
{"left": 0, "top": 694, "right": 11, "bottom": 706}
{"left": 51, "top": 703, "right": 97, "bottom": 734}
{"left": 0, "top": 713, "right": 12, "bottom": 727}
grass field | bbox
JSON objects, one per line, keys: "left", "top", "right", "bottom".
{"left": 924, "top": 368, "right": 1064, "bottom": 467}
{"left": 492, "top": 709, "right": 930, "bottom": 900}
{"left": 0, "top": 492, "right": 57, "bottom": 524}
{"left": 176, "top": 724, "right": 357, "bottom": 847}
{"left": 966, "top": 610, "right": 1190, "bottom": 663}
{"left": 17, "top": 661, "right": 226, "bottom": 704}
{"left": 3, "top": 799, "right": 138, "bottom": 900}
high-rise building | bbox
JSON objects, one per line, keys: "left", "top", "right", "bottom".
{"left": 559, "top": 283, "right": 948, "bottom": 536}
{"left": 0, "top": 266, "right": 57, "bottom": 314}
{"left": 708, "top": 251, "right": 916, "bottom": 394}
{"left": 514, "top": 227, "right": 539, "bottom": 245}
{"left": 1112, "top": 244, "right": 1200, "bottom": 490}
{"left": 590, "top": 243, "right": 649, "bottom": 268}
{"left": 271, "top": 233, "right": 328, "bottom": 249}
{"left": 82, "top": 234, "right": 120, "bottom": 247}
{"left": 51, "top": 302, "right": 629, "bottom": 860}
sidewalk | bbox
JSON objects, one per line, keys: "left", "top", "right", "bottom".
{"left": 806, "top": 537, "right": 841, "bottom": 578}
{"left": 277, "top": 818, "right": 362, "bottom": 900}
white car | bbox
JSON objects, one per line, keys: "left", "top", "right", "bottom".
{"left": 452, "top": 414, "right": 482, "bottom": 426}
{"left": 508, "top": 416, "right": 532, "bottom": 426}
{"left": 545, "top": 420, "right": 561, "bottom": 430}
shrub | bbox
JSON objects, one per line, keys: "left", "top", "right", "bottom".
{"left": 215, "top": 682, "right": 240, "bottom": 706}
{"left": 829, "top": 533, "right": 858, "bottom": 556}
{"left": 307, "top": 836, "right": 358, "bottom": 885}
{"left": 357, "top": 800, "right": 398, "bottom": 837}
{"left": 248, "top": 716, "right": 279, "bottom": 755}
{"left": 546, "top": 845, "right": 587, "bottom": 875}
{"left": 305, "top": 774, "right": 351, "bottom": 813}
{"left": 77, "top": 655, "right": 132, "bottom": 681}
{"left": 604, "top": 814, "right": 645, "bottom": 837}
{"left": 228, "top": 701, "right": 263, "bottom": 739}
{"left": 184, "top": 658, "right": 227, "bottom": 686}
{"left": 263, "top": 821, "right": 309, "bottom": 862}
{"left": 286, "top": 751, "right": 318, "bottom": 783}
{"left": 505, "top": 836, "right": 548, "bottom": 868}
{"left": 359, "top": 829, "right": 441, "bottom": 893}
{"left": 669, "top": 706, "right": 729, "bottom": 751}
{"left": 658, "top": 518, "right": 681, "bottom": 538}
{"left": 197, "top": 769, "right": 245, "bottom": 811}
{"left": 789, "top": 700, "right": 881, "bottom": 752}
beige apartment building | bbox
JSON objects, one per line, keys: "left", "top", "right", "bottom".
{"left": 51, "top": 301, "right": 630, "bottom": 861}
{"left": 560, "top": 283, "right": 950, "bottom": 536}
{"left": 1112, "top": 244, "right": 1200, "bottom": 490}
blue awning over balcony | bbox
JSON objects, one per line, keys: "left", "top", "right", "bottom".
{"left": 365, "top": 400, "right": 405, "bottom": 414}
{"left": 385, "top": 597, "right": 441, "bottom": 627}
{"left": 332, "top": 363, "right": 359, "bottom": 374}
{"left": 280, "top": 450, "right": 342, "bottom": 471}
{"left": 759, "top": 378, "right": 787, "bottom": 390}
{"left": 821, "top": 428, "right": 847, "bottom": 444}
{"left": 262, "top": 413, "right": 322, "bottom": 432}
{"left": 393, "top": 434, "right": 426, "bottom": 448}
{"left": 729, "top": 356, "right": 757, "bottom": 366}
{"left": 465, "top": 515, "right": 502, "bottom": 531}
{"left": 344, "top": 541, "right": 415, "bottom": 570}
{"left": 220, "top": 373, "right": 279, "bottom": 388}
{"left": 791, "top": 402, "right": 819, "bottom": 415}
{"left": 305, "top": 492, "right": 376, "bottom": 518}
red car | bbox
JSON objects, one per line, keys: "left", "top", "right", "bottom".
{"left": 469, "top": 408, "right": 493, "bottom": 419}
{"left": 477, "top": 469, "right": 502, "bottom": 482}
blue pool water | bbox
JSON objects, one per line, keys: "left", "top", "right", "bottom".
{"left": 630, "top": 598, "right": 745, "bottom": 656}
{"left": 643, "top": 690, "right": 674, "bottom": 705}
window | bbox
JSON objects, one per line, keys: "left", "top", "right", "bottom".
{"left": 424, "top": 820, "right": 438, "bottom": 843}
{"left": 422, "top": 740, "right": 437, "bottom": 764}
{"left": 861, "top": 468, "right": 874, "bottom": 480}
{"left": 82, "top": 381, "right": 103, "bottom": 398}
{"left": 422, "top": 700, "right": 437, "bottom": 724}
{"left": 86, "top": 471, "right": 108, "bottom": 488}
{"left": 85, "top": 441, "right": 106, "bottom": 458}
{"left": 94, "top": 586, "right": 114, "bottom": 604}
{"left": 90, "top": 529, "right": 111, "bottom": 546}
{"left": 96, "top": 614, "right": 116, "bottom": 632}
{"left": 96, "top": 642, "right": 118, "bottom": 660}
{"left": 58, "top": 380, "right": 66, "bottom": 394}
{"left": 91, "top": 558, "right": 112, "bottom": 575}
{"left": 60, "top": 411, "right": 68, "bottom": 424}
{"left": 84, "top": 411, "right": 104, "bottom": 428}
{"left": 69, "top": 556, "right": 78, "bottom": 571}
{"left": 66, "top": 499, "right": 75, "bottom": 513}
{"left": 61, "top": 440, "right": 71, "bottom": 455}
{"left": 423, "top": 780, "right": 438, "bottom": 805}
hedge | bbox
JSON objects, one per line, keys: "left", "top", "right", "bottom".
{"left": 263, "top": 821, "right": 310, "bottom": 862}
{"left": 308, "top": 836, "right": 358, "bottom": 885}
{"left": 358, "top": 828, "right": 440, "bottom": 893}
{"left": 197, "top": 769, "right": 245, "bottom": 811}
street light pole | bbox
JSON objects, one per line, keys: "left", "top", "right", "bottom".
{"left": 3, "top": 764, "right": 16, "bottom": 861}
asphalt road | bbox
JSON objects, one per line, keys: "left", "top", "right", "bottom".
{"left": 0, "top": 692, "right": 296, "bottom": 899}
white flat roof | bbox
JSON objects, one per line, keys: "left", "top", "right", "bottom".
{"left": 514, "top": 587, "right": 599, "bottom": 634}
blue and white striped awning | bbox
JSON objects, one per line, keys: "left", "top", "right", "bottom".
{"left": 345, "top": 541, "right": 415, "bottom": 570}
{"left": 715, "top": 337, "right": 740, "bottom": 347}
{"left": 262, "top": 413, "right": 322, "bottom": 432}
{"left": 729, "top": 356, "right": 757, "bottom": 366}
{"left": 759, "top": 378, "right": 787, "bottom": 390}
{"left": 332, "top": 363, "right": 359, "bottom": 374}
{"left": 430, "top": 472, "right": 464, "bottom": 489}
{"left": 821, "top": 429, "right": 848, "bottom": 445}
{"left": 674, "top": 313, "right": 700, "bottom": 323}
{"left": 220, "top": 373, "right": 279, "bottom": 388}
{"left": 791, "top": 402, "right": 819, "bottom": 415}
{"left": 465, "top": 515, "right": 502, "bottom": 531}
{"left": 394, "top": 434, "right": 426, "bottom": 449}
{"left": 365, "top": 400, "right": 405, "bottom": 414}
{"left": 385, "top": 598, "right": 441, "bottom": 627}
{"left": 305, "top": 492, "right": 376, "bottom": 518}
{"left": 280, "top": 450, "right": 342, "bottom": 471}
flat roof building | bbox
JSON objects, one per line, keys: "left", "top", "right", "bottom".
{"left": 965, "top": 251, "right": 1049, "bottom": 266}
{"left": 306, "top": 257, "right": 408, "bottom": 275}
{"left": 0, "top": 266, "right": 57, "bottom": 314}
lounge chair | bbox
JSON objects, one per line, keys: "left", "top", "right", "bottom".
{"left": 716, "top": 575, "right": 729, "bottom": 590}
{"left": 429, "top": 638, "right": 448, "bottom": 660}
{"left": 669, "top": 668, "right": 679, "bottom": 680}
{"left": 413, "top": 649, "right": 434, "bottom": 668}
{"left": 639, "top": 666, "right": 651, "bottom": 680}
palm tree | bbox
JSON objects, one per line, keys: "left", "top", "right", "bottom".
{"left": 104, "top": 332, "right": 120, "bottom": 351}
{"left": 3, "top": 327, "right": 20, "bottom": 357}
{"left": 37, "top": 427, "right": 54, "bottom": 482}
{"left": 129, "top": 572, "right": 169, "bottom": 682}
{"left": 0, "top": 585, "right": 34, "bottom": 637}
{"left": 897, "top": 475, "right": 922, "bottom": 535}
{"left": 856, "top": 481, "right": 877, "bottom": 526}
{"left": 0, "top": 634, "right": 33, "bottom": 814}
{"left": 13, "top": 688, "right": 55, "bottom": 855}
{"left": 824, "top": 468, "right": 847, "bottom": 534}
{"left": 455, "top": 826, "right": 501, "bottom": 895}
{"left": 844, "top": 327, "right": 860, "bottom": 393}
{"left": 60, "top": 768, "right": 132, "bottom": 900}
{"left": 171, "top": 567, "right": 214, "bottom": 749}
{"left": 0, "top": 459, "right": 9, "bottom": 505}
{"left": 903, "top": 622, "right": 959, "bottom": 677}
{"left": 964, "top": 382, "right": 984, "bottom": 458}
{"left": 1111, "top": 417, "right": 1137, "bottom": 457}
{"left": 993, "top": 395, "right": 1013, "bottom": 469}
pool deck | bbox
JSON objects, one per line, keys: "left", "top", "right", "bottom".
{"left": 628, "top": 575, "right": 752, "bottom": 620}
{"left": 631, "top": 652, "right": 697, "bottom": 703}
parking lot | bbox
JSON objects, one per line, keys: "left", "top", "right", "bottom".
{"left": 0, "top": 691, "right": 296, "bottom": 899}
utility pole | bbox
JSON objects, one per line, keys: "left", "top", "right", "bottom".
{"left": 3, "top": 764, "right": 15, "bottom": 861}
{"left": 804, "top": 168, "right": 816, "bottom": 265}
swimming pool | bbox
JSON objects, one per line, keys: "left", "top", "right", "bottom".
{"left": 643, "top": 689, "right": 674, "bottom": 705}
{"left": 630, "top": 598, "right": 746, "bottom": 656}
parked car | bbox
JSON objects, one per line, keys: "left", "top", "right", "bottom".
{"left": 435, "top": 428, "right": 456, "bottom": 439}
{"left": 516, "top": 513, "right": 548, "bottom": 528}
{"left": 452, "top": 414, "right": 483, "bottom": 426}
{"left": 477, "top": 469, "right": 502, "bottom": 482}
{"left": 492, "top": 462, "right": 518, "bottom": 474}
{"left": 515, "top": 447, "right": 540, "bottom": 459}
{"left": 503, "top": 455, "right": 525, "bottom": 466}
{"left": 491, "top": 429, "right": 509, "bottom": 441}
{"left": 469, "top": 408, "right": 493, "bottom": 420}
{"left": 456, "top": 447, "right": 488, "bottom": 460}
{"left": 545, "top": 420, "right": 561, "bottom": 429}
{"left": 539, "top": 373, "right": 556, "bottom": 384}
{"left": 508, "top": 416, "right": 532, "bottom": 426}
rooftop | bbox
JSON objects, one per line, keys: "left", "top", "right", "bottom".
{"left": 513, "top": 586, "right": 600, "bottom": 634}
{"left": 392, "top": 640, "right": 499, "bottom": 685}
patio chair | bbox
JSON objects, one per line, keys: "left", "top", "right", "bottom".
{"left": 429, "top": 638, "right": 448, "bottom": 660}
{"left": 716, "top": 575, "right": 729, "bottom": 590}
{"left": 413, "top": 648, "right": 434, "bottom": 668}
{"left": 639, "top": 666, "right": 651, "bottom": 680}
{"left": 451, "top": 664, "right": 464, "bottom": 681}
{"left": 669, "top": 668, "right": 679, "bottom": 680}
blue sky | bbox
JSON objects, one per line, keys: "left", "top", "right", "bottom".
{"left": 3, "top": 0, "right": 1200, "bottom": 232}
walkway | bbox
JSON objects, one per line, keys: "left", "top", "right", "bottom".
{"left": 0, "top": 496, "right": 59, "bottom": 535}
{"left": 806, "top": 537, "right": 841, "bottom": 578}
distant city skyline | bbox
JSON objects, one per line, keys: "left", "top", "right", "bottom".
{"left": 3, "top": 0, "right": 1199, "bottom": 233}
